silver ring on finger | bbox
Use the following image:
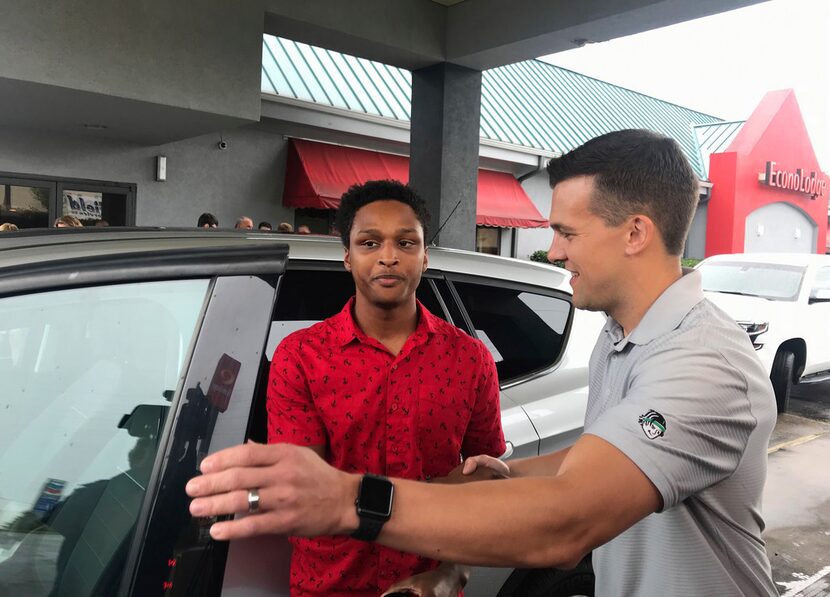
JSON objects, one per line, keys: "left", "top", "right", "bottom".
{"left": 247, "top": 488, "right": 261, "bottom": 513}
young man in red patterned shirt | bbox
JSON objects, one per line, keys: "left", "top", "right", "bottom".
{"left": 266, "top": 180, "right": 506, "bottom": 597}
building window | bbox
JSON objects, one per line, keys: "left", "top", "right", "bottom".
{"left": 0, "top": 174, "right": 135, "bottom": 229}
{"left": 476, "top": 226, "right": 500, "bottom": 255}
{"left": 0, "top": 181, "right": 50, "bottom": 229}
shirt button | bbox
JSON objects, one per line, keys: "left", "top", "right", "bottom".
{"left": 390, "top": 404, "right": 398, "bottom": 412}
{"left": 391, "top": 365, "right": 397, "bottom": 371}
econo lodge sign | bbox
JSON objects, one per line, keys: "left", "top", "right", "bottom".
{"left": 759, "top": 161, "right": 827, "bottom": 199}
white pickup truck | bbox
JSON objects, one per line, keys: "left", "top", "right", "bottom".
{"left": 696, "top": 253, "right": 830, "bottom": 413}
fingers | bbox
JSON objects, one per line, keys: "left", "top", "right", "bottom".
{"left": 185, "top": 442, "right": 352, "bottom": 541}
{"left": 208, "top": 510, "right": 293, "bottom": 541}
{"left": 199, "top": 441, "right": 285, "bottom": 474}
{"left": 189, "top": 488, "right": 250, "bottom": 517}
{"left": 462, "top": 455, "right": 510, "bottom": 477}
{"left": 380, "top": 585, "right": 419, "bottom": 597}
{"left": 186, "top": 465, "right": 270, "bottom": 498}
{"left": 462, "top": 459, "right": 478, "bottom": 475}
{"left": 487, "top": 458, "right": 510, "bottom": 477}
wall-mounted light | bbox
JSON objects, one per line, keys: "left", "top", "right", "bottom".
{"left": 794, "top": 227, "right": 802, "bottom": 240}
{"left": 156, "top": 155, "right": 167, "bottom": 182}
{"left": 756, "top": 224, "right": 764, "bottom": 237}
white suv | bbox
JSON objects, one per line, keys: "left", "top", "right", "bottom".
{"left": 696, "top": 253, "right": 830, "bottom": 412}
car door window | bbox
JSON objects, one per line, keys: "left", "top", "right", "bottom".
{"left": 0, "top": 279, "right": 209, "bottom": 597}
{"left": 450, "top": 279, "right": 572, "bottom": 384}
{"left": 264, "top": 268, "right": 447, "bottom": 360}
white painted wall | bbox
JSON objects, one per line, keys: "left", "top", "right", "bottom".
{"left": 744, "top": 201, "right": 817, "bottom": 253}
{"left": 516, "top": 171, "right": 554, "bottom": 260}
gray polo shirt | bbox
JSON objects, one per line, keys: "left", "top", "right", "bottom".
{"left": 585, "top": 269, "right": 778, "bottom": 596}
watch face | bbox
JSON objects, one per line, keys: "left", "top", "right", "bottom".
{"left": 358, "top": 475, "right": 394, "bottom": 518}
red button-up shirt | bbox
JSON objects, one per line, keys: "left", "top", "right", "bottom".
{"left": 267, "top": 298, "right": 505, "bottom": 597}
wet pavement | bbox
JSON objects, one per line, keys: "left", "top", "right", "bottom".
{"left": 765, "top": 380, "right": 830, "bottom": 597}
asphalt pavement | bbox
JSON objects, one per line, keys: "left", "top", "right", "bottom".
{"left": 765, "top": 380, "right": 830, "bottom": 597}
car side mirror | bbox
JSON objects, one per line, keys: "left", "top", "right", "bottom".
{"left": 808, "top": 288, "right": 830, "bottom": 304}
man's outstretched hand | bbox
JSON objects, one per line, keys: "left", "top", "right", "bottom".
{"left": 186, "top": 442, "right": 358, "bottom": 541}
{"left": 438, "top": 454, "right": 510, "bottom": 484}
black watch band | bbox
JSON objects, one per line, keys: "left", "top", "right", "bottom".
{"left": 350, "top": 474, "right": 394, "bottom": 542}
{"left": 350, "top": 513, "right": 387, "bottom": 542}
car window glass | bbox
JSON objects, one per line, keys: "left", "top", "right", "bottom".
{"left": 433, "top": 278, "right": 470, "bottom": 333}
{"left": 264, "top": 269, "right": 446, "bottom": 360}
{"left": 451, "top": 280, "right": 571, "bottom": 383}
{"left": 0, "top": 280, "right": 209, "bottom": 597}
{"left": 812, "top": 266, "right": 830, "bottom": 292}
{"left": 698, "top": 261, "right": 805, "bottom": 301}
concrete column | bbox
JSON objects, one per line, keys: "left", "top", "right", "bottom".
{"left": 410, "top": 63, "right": 481, "bottom": 250}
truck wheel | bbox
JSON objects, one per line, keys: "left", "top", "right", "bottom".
{"left": 515, "top": 558, "right": 595, "bottom": 597}
{"left": 770, "top": 349, "right": 795, "bottom": 413}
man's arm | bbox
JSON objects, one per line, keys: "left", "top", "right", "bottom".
{"left": 186, "top": 432, "right": 660, "bottom": 569}
{"left": 374, "top": 434, "right": 659, "bottom": 568}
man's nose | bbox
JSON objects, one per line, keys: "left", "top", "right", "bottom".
{"left": 378, "top": 243, "right": 399, "bottom": 265}
{"left": 548, "top": 233, "right": 565, "bottom": 263}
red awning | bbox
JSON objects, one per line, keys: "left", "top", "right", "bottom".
{"left": 475, "top": 168, "right": 548, "bottom": 228}
{"left": 283, "top": 139, "right": 548, "bottom": 228}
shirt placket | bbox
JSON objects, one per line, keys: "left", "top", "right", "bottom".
{"left": 378, "top": 335, "right": 425, "bottom": 587}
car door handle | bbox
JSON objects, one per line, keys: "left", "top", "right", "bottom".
{"left": 499, "top": 441, "right": 514, "bottom": 461}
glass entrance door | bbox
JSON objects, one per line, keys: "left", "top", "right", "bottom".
{"left": 58, "top": 182, "right": 135, "bottom": 227}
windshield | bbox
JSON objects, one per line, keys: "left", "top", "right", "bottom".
{"left": 698, "top": 261, "right": 805, "bottom": 301}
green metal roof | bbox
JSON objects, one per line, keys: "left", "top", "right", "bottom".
{"left": 262, "top": 35, "right": 724, "bottom": 179}
{"left": 693, "top": 121, "right": 745, "bottom": 178}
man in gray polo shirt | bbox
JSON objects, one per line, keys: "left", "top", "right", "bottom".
{"left": 584, "top": 268, "right": 777, "bottom": 595}
{"left": 187, "top": 129, "right": 778, "bottom": 596}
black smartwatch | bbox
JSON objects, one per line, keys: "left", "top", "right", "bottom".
{"left": 350, "top": 474, "right": 394, "bottom": 541}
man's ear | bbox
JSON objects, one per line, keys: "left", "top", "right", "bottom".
{"left": 422, "top": 247, "right": 429, "bottom": 272}
{"left": 343, "top": 247, "right": 351, "bottom": 272}
{"left": 623, "top": 215, "right": 655, "bottom": 257}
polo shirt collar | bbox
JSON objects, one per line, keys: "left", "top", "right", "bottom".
{"left": 605, "top": 268, "right": 704, "bottom": 350}
{"left": 331, "top": 297, "right": 438, "bottom": 348}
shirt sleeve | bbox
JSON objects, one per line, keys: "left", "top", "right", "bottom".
{"left": 266, "top": 338, "right": 327, "bottom": 447}
{"left": 461, "top": 340, "right": 507, "bottom": 459}
{"left": 585, "top": 343, "right": 757, "bottom": 511}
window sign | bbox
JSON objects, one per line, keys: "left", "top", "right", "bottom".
{"left": 63, "top": 190, "right": 103, "bottom": 221}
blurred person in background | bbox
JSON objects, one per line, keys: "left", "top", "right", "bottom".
{"left": 198, "top": 213, "right": 219, "bottom": 228}
{"left": 54, "top": 215, "right": 82, "bottom": 228}
{"left": 234, "top": 216, "right": 254, "bottom": 230}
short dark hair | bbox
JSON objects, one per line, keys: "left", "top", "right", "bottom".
{"left": 546, "top": 129, "right": 698, "bottom": 255}
{"left": 197, "top": 212, "right": 218, "bottom": 227}
{"left": 334, "top": 179, "right": 430, "bottom": 247}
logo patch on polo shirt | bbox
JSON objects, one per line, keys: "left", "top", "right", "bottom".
{"left": 638, "top": 409, "right": 667, "bottom": 439}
